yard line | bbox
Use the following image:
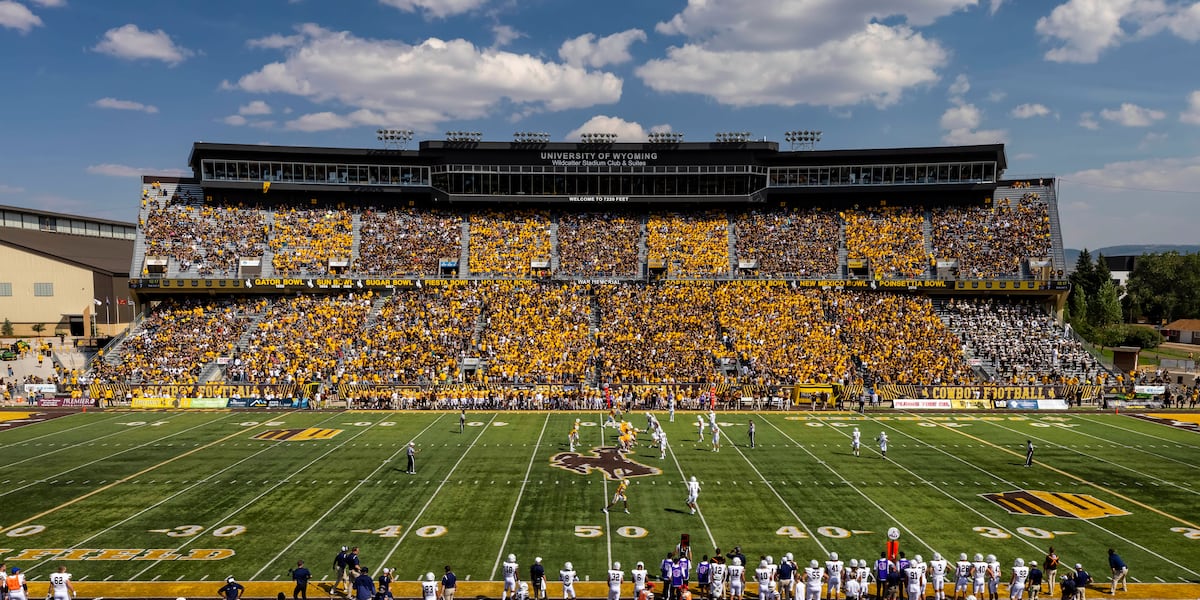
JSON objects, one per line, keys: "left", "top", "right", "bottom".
{"left": 0, "top": 411, "right": 129, "bottom": 448}
{"left": 0, "top": 411, "right": 259, "bottom": 535}
{"left": 599, "top": 413, "right": 612, "bottom": 569}
{"left": 0, "top": 412, "right": 199, "bottom": 489}
{"left": 129, "top": 411, "right": 390, "bottom": 580}
{"left": 1067, "top": 414, "right": 1200, "bottom": 450}
{"left": 25, "top": 415, "right": 308, "bottom": 575}
{"left": 490, "top": 412, "right": 551, "bottom": 580}
{"left": 375, "top": 414, "right": 497, "bottom": 570}
{"left": 1005, "top": 418, "right": 1200, "bottom": 494}
{"left": 664, "top": 428, "right": 718, "bottom": 551}
{"left": 878, "top": 412, "right": 1200, "bottom": 579}
{"left": 756, "top": 417, "right": 935, "bottom": 555}
{"left": 255, "top": 413, "right": 451, "bottom": 580}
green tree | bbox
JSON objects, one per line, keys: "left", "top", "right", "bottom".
{"left": 1067, "top": 287, "right": 1089, "bottom": 336}
{"left": 31, "top": 323, "right": 45, "bottom": 335}
{"left": 1091, "top": 280, "right": 1122, "bottom": 328}
{"left": 1, "top": 318, "right": 12, "bottom": 337}
{"left": 1125, "top": 252, "right": 1200, "bottom": 324}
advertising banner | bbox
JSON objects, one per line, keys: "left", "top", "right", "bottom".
{"left": 36, "top": 397, "right": 94, "bottom": 407}
{"left": 892, "top": 399, "right": 953, "bottom": 410}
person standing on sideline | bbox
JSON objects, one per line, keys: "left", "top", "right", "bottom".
{"left": 1073, "top": 564, "right": 1093, "bottom": 600}
{"left": 441, "top": 566, "right": 457, "bottom": 600}
{"left": 1025, "top": 440, "right": 1034, "bottom": 467}
{"left": 460, "top": 410, "right": 467, "bottom": 433}
{"left": 354, "top": 567, "right": 376, "bottom": 600}
{"left": 685, "top": 475, "right": 701, "bottom": 515}
{"left": 1107, "top": 549, "right": 1127, "bottom": 594}
{"left": 219, "top": 576, "right": 245, "bottom": 600}
{"left": 291, "top": 560, "right": 312, "bottom": 600}
{"left": 608, "top": 562, "right": 624, "bottom": 600}
{"left": 378, "top": 568, "right": 394, "bottom": 600}
{"left": 531, "top": 558, "right": 547, "bottom": 600}
{"left": 1029, "top": 559, "right": 1043, "bottom": 600}
{"left": 334, "top": 546, "right": 351, "bottom": 596}
{"left": 48, "top": 566, "right": 75, "bottom": 600}
{"left": 669, "top": 398, "right": 676, "bottom": 422}
{"left": 747, "top": 420, "right": 756, "bottom": 448}
{"left": 503, "top": 554, "right": 520, "bottom": 600}
{"left": 406, "top": 442, "right": 419, "bottom": 474}
{"left": 421, "top": 573, "right": 438, "bottom": 600}
{"left": 1043, "top": 547, "right": 1059, "bottom": 597}
{"left": 876, "top": 432, "right": 888, "bottom": 458}
{"left": 561, "top": 562, "right": 578, "bottom": 600}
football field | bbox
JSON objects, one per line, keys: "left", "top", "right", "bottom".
{"left": 1, "top": 409, "right": 1199, "bottom": 596}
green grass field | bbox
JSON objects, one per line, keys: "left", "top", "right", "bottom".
{"left": 1, "top": 409, "right": 1198, "bottom": 589}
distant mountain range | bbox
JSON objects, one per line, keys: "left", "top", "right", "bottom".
{"left": 1065, "top": 245, "right": 1200, "bottom": 266}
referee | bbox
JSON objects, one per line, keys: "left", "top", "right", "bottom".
{"left": 406, "top": 441, "right": 419, "bottom": 474}
{"left": 1025, "top": 439, "right": 1034, "bottom": 467}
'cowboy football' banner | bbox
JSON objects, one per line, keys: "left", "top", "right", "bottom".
{"left": 876, "top": 384, "right": 1102, "bottom": 402}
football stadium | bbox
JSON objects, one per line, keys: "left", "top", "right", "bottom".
{"left": 3, "top": 136, "right": 1199, "bottom": 600}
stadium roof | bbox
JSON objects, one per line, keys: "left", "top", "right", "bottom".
{"left": 0, "top": 227, "right": 133, "bottom": 276}
{"left": 0, "top": 203, "right": 135, "bottom": 229}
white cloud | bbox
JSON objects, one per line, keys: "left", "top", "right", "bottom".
{"left": 987, "top": 90, "right": 1006, "bottom": 103}
{"left": 247, "top": 33, "right": 304, "bottom": 49}
{"left": 565, "top": 115, "right": 656, "bottom": 142}
{"left": 1099, "top": 102, "right": 1165, "bottom": 126}
{"left": 222, "top": 115, "right": 248, "bottom": 126}
{"left": 29, "top": 0, "right": 65, "bottom": 6}
{"left": 238, "top": 100, "right": 272, "bottom": 116}
{"left": 639, "top": 1, "right": 962, "bottom": 108}
{"left": 234, "top": 24, "right": 623, "bottom": 132}
{"left": 559, "top": 29, "right": 647, "bottom": 68}
{"left": 940, "top": 102, "right": 1007, "bottom": 144}
{"left": 1059, "top": 156, "right": 1200, "bottom": 247}
{"left": 1079, "top": 111, "right": 1100, "bottom": 129}
{"left": 491, "top": 25, "right": 521, "bottom": 48}
{"left": 86, "top": 164, "right": 186, "bottom": 177}
{"left": 94, "top": 24, "right": 192, "bottom": 66}
{"left": 378, "top": 0, "right": 488, "bottom": 19}
{"left": 1035, "top": 0, "right": 1198, "bottom": 63}
{"left": 0, "top": 184, "right": 24, "bottom": 194}
{"left": 93, "top": 97, "right": 159, "bottom": 114}
{"left": 1011, "top": 103, "right": 1051, "bottom": 119}
{"left": 1181, "top": 90, "right": 1200, "bottom": 124}
{"left": 988, "top": 0, "right": 1004, "bottom": 15}
{"left": 1137, "top": 131, "right": 1168, "bottom": 149}
{"left": 948, "top": 73, "right": 970, "bottom": 98}
{"left": 0, "top": 1, "right": 42, "bottom": 33}
{"left": 1012, "top": 152, "right": 1036, "bottom": 160}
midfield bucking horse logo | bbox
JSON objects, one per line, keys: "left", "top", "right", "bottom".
{"left": 550, "top": 446, "right": 663, "bottom": 480}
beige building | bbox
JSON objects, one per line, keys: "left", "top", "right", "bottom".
{"left": 0, "top": 205, "right": 135, "bottom": 338}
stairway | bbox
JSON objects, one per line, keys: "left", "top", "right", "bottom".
{"left": 458, "top": 220, "right": 471, "bottom": 277}
{"left": 1040, "top": 185, "right": 1067, "bottom": 272}
{"left": 350, "top": 211, "right": 363, "bottom": 269}
{"left": 637, "top": 215, "right": 648, "bottom": 278}
{"left": 726, "top": 211, "right": 738, "bottom": 275}
{"left": 260, "top": 211, "right": 276, "bottom": 278}
{"left": 922, "top": 208, "right": 934, "bottom": 278}
{"left": 549, "top": 214, "right": 560, "bottom": 273}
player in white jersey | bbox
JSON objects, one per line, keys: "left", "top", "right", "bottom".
{"left": 660, "top": 429, "right": 670, "bottom": 459}
{"left": 844, "top": 561, "right": 860, "bottom": 600}
{"left": 971, "top": 554, "right": 988, "bottom": 598}
{"left": 423, "top": 573, "right": 439, "bottom": 600}
{"left": 48, "top": 566, "right": 75, "bottom": 600}
{"left": 608, "top": 562, "right": 624, "bottom": 600}
{"left": 561, "top": 562, "right": 578, "bottom": 600}
{"left": 825, "top": 552, "right": 844, "bottom": 600}
{"left": 711, "top": 423, "right": 722, "bottom": 452}
{"left": 686, "top": 476, "right": 701, "bottom": 514}
{"left": 903, "top": 559, "right": 925, "bottom": 600}
{"left": 710, "top": 558, "right": 728, "bottom": 600}
{"left": 503, "top": 554, "right": 521, "bottom": 600}
{"left": 698, "top": 416, "right": 707, "bottom": 442}
{"left": 851, "top": 428, "right": 861, "bottom": 457}
{"left": 954, "top": 553, "right": 972, "bottom": 600}
{"left": 855, "top": 560, "right": 872, "bottom": 600}
{"left": 729, "top": 557, "right": 746, "bottom": 600}
{"left": 985, "top": 555, "right": 1001, "bottom": 600}
{"left": 876, "top": 431, "right": 888, "bottom": 458}
{"left": 1008, "top": 558, "right": 1029, "bottom": 600}
{"left": 928, "top": 553, "right": 949, "bottom": 600}
{"left": 632, "top": 561, "right": 649, "bottom": 598}
{"left": 802, "top": 560, "right": 824, "bottom": 600}
{"left": 756, "top": 560, "right": 776, "bottom": 600}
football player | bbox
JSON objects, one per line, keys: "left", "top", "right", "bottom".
{"left": 928, "top": 552, "right": 949, "bottom": 600}
{"left": 632, "top": 561, "right": 649, "bottom": 600}
{"left": 608, "top": 562, "right": 624, "bottom": 600}
{"left": 903, "top": 558, "right": 924, "bottom": 600}
{"left": 876, "top": 432, "right": 888, "bottom": 458}
{"left": 686, "top": 476, "right": 701, "bottom": 515}
{"left": 985, "top": 554, "right": 1001, "bottom": 600}
{"left": 729, "top": 557, "right": 745, "bottom": 600}
{"left": 604, "top": 479, "right": 631, "bottom": 513}
{"left": 953, "top": 553, "right": 972, "bottom": 600}
{"left": 710, "top": 423, "right": 722, "bottom": 452}
{"left": 844, "top": 561, "right": 861, "bottom": 600}
{"left": 48, "top": 566, "right": 75, "bottom": 600}
{"left": 825, "top": 552, "right": 844, "bottom": 600}
{"left": 854, "top": 559, "right": 872, "bottom": 600}
{"left": 971, "top": 554, "right": 988, "bottom": 599}
{"left": 422, "top": 573, "right": 439, "bottom": 600}
{"left": 569, "top": 419, "right": 580, "bottom": 452}
{"left": 660, "top": 429, "right": 669, "bottom": 460}
{"left": 756, "top": 560, "right": 776, "bottom": 600}
{"left": 697, "top": 416, "right": 707, "bottom": 442}
{"left": 710, "top": 557, "right": 728, "bottom": 600}
{"left": 803, "top": 560, "right": 824, "bottom": 600}
{"left": 561, "top": 562, "right": 578, "bottom": 600}
{"left": 851, "top": 428, "right": 861, "bottom": 458}
{"left": 503, "top": 554, "right": 520, "bottom": 600}
{"left": 1009, "top": 558, "right": 1029, "bottom": 600}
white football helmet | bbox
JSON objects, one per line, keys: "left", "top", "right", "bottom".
{"left": 760, "top": 560, "right": 768, "bottom": 569}
{"left": 986, "top": 554, "right": 996, "bottom": 563}
{"left": 767, "top": 555, "right": 774, "bottom": 565}
{"left": 933, "top": 553, "right": 942, "bottom": 562}
{"left": 810, "top": 559, "right": 819, "bottom": 568}
{"left": 509, "top": 554, "right": 517, "bottom": 562}
{"left": 637, "top": 561, "right": 644, "bottom": 569}
{"left": 565, "top": 562, "right": 573, "bottom": 571}
{"left": 960, "top": 553, "right": 968, "bottom": 561}
{"left": 849, "top": 559, "right": 859, "bottom": 568}
{"left": 785, "top": 553, "right": 793, "bottom": 562}
{"left": 691, "top": 476, "right": 697, "bottom": 482}
{"left": 914, "top": 555, "right": 923, "bottom": 564}
{"left": 426, "top": 573, "right": 435, "bottom": 582}
{"left": 1014, "top": 558, "right": 1025, "bottom": 568}
{"left": 974, "top": 554, "right": 984, "bottom": 562}
{"left": 830, "top": 552, "right": 838, "bottom": 561}
{"left": 614, "top": 562, "right": 621, "bottom": 570}
{"left": 733, "top": 558, "right": 742, "bottom": 566}
{"left": 536, "top": 557, "right": 542, "bottom": 564}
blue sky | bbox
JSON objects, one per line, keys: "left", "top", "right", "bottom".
{"left": 1, "top": 0, "right": 1199, "bottom": 250}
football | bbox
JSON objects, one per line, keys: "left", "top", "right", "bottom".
{"left": 887, "top": 527, "right": 900, "bottom": 540}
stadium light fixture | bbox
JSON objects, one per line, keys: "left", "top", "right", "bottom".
{"left": 376, "top": 128, "right": 414, "bottom": 149}
{"left": 715, "top": 131, "right": 753, "bottom": 143}
{"left": 513, "top": 131, "right": 551, "bottom": 143}
{"left": 648, "top": 132, "right": 684, "bottom": 144}
{"left": 579, "top": 132, "right": 618, "bottom": 144}
{"left": 445, "top": 130, "right": 483, "bottom": 142}
{"left": 784, "top": 129, "right": 822, "bottom": 150}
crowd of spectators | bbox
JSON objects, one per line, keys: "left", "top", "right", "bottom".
{"left": 477, "top": 282, "right": 595, "bottom": 384}
{"left": 357, "top": 207, "right": 463, "bottom": 276}
{"left": 646, "top": 211, "right": 730, "bottom": 277}
{"left": 270, "top": 208, "right": 354, "bottom": 276}
{"left": 733, "top": 208, "right": 840, "bottom": 276}
{"left": 843, "top": 206, "right": 930, "bottom": 279}
{"left": 938, "top": 298, "right": 1107, "bottom": 383}
{"left": 338, "top": 286, "right": 480, "bottom": 387}
{"left": 227, "top": 293, "right": 372, "bottom": 385}
{"left": 142, "top": 205, "right": 267, "bottom": 276}
{"left": 89, "top": 297, "right": 263, "bottom": 384}
{"left": 931, "top": 194, "right": 1052, "bottom": 278}
{"left": 468, "top": 209, "right": 552, "bottom": 276}
{"left": 594, "top": 283, "right": 724, "bottom": 383}
{"left": 557, "top": 212, "right": 641, "bottom": 276}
